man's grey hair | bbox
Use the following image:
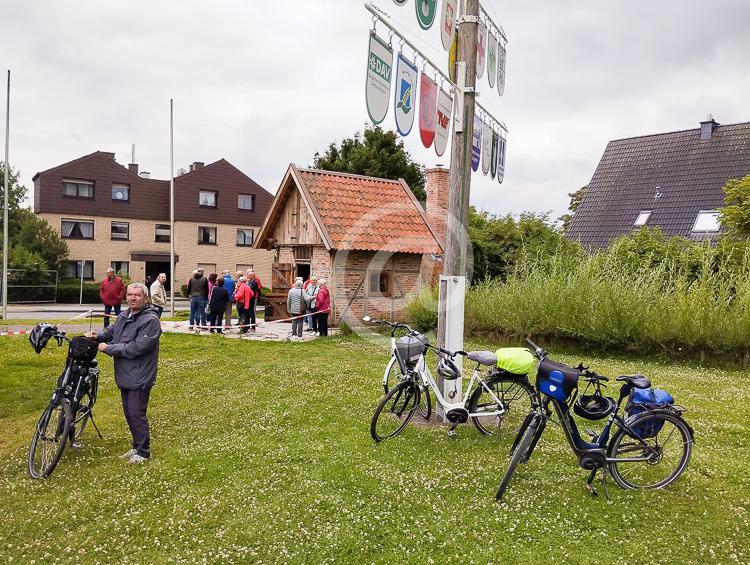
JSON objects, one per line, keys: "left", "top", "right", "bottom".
{"left": 127, "top": 282, "right": 149, "bottom": 296}
{"left": 106, "top": 267, "right": 115, "bottom": 273}
{"left": 294, "top": 279, "right": 303, "bottom": 287}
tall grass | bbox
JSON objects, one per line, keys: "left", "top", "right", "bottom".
{"left": 407, "top": 239, "right": 750, "bottom": 357}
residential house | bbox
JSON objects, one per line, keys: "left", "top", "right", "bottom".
{"left": 567, "top": 117, "right": 750, "bottom": 249}
{"left": 33, "top": 151, "right": 274, "bottom": 289}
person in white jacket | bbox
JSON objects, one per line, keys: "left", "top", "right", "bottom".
{"left": 149, "top": 273, "right": 168, "bottom": 318}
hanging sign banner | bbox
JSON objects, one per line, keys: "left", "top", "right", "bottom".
{"left": 434, "top": 88, "right": 452, "bottom": 156}
{"left": 448, "top": 32, "right": 458, "bottom": 82}
{"left": 419, "top": 74, "right": 438, "bottom": 148}
{"left": 487, "top": 31, "right": 497, "bottom": 88}
{"left": 481, "top": 120, "right": 492, "bottom": 175}
{"left": 476, "top": 22, "right": 487, "bottom": 79}
{"left": 497, "top": 136, "right": 506, "bottom": 183}
{"left": 394, "top": 54, "right": 418, "bottom": 136}
{"left": 497, "top": 42, "right": 506, "bottom": 96}
{"left": 471, "top": 114, "right": 482, "bottom": 172}
{"left": 440, "top": 0, "right": 457, "bottom": 50}
{"left": 365, "top": 32, "right": 394, "bottom": 125}
{"left": 393, "top": 0, "right": 408, "bottom": 5}
{"left": 490, "top": 130, "right": 498, "bottom": 179}
{"left": 415, "top": 0, "right": 437, "bottom": 30}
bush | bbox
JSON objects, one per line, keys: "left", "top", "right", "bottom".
{"left": 57, "top": 280, "right": 102, "bottom": 304}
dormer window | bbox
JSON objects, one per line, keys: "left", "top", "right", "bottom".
{"left": 692, "top": 210, "right": 720, "bottom": 233}
{"left": 199, "top": 191, "right": 217, "bottom": 207}
{"left": 112, "top": 184, "right": 130, "bottom": 201}
{"left": 62, "top": 180, "right": 94, "bottom": 198}
{"left": 634, "top": 211, "right": 651, "bottom": 227}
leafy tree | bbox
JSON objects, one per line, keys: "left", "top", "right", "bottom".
{"left": 559, "top": 185, "right": 588, "bottom": 233}
{"left": 312, "top": 126, "right": 426, "bottom": 201}
{"left": 720, "top": 174, "right": 750, "bottom": 238}
{"left": 0, "top": 163, "right": 69, "bottom": 270}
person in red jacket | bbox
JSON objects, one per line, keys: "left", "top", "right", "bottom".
{"left": 233, "top": 276, "right": 255, "bottom": 334}
{"left": 315, "top": 278, "right": 331, "bottom": 337}
{"left": 100, "top": 268, "right": 126, "bottom": 328}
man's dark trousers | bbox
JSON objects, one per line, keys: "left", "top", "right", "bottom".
{"left": 120, "top": 387, "right": 152, "bottom": 458}
{"left": 104, "top": 304, "right": 122, "bottom": 328}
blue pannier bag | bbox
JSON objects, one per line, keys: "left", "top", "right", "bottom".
{"left": 625, "top": 388, "right": 674, "bottom": 438}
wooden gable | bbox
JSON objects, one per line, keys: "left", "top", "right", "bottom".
{"left": 270, "top": 181, "right": 325, "bottom": 246}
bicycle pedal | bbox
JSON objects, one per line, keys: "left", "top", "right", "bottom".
{"left": 447, "top": 429, "right": 458, "bottom": 437}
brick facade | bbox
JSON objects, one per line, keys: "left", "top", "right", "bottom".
{"left": 425, "top": 166, "right": 449, "bottom": 246}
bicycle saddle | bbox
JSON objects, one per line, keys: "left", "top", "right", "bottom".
{"left": 466, "top": 351, "right": 498, "bottom": 366}
{"left": 616, "top": 374, "right": 651, "bottom": 389}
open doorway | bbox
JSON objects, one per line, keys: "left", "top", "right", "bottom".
{"left": 145, "top": 261, "right": 171, "bottom": 291}
{"left": 295, "top": 263, "right": 310, "bottom": 282}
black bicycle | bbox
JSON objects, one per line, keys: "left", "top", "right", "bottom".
{"left": 28, "top": 324, "right": 102, "bottom": 479}
{"left": 497, "top": 338, "right": 694, "bottom": 501}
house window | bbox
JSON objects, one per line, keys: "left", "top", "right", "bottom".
{"left": 238, "top": 194, "right": 255, "bottom": 210}
{"left": 61, "top": 219, "right": 94, "bottom": 239}
{"left": 155, "top": 224, "right": 171, "bottom": 242}
{"left": 111, "top": 261, "right": 129, "bottom": 276}
{"left": 111, "top": 221, "right": 130, "bottom": 240}
{"left": 198, "top": 226, "right": 217, "bottom": 244}
{"left": 62, "top": 180, "right": 94, "bottom": 198}
{"left": 236, "top": 228, "right": 254, "bottom": 246}
{"left": 197, "top": 263, "right": 217, "bottom": 274}
{"left": 199, "top": 191, "right": 217, "bottom": 207}
{"left": 236, "top": 263, "right": 254, "bottom": 274}
{"left": 64, "top": 260, "right": 94, "bottom": 280}
{"left": 634, "top": 211, "right": 651, "bottom": 227}
{"left": 692, "top": 210, "right": 721, "bottom": 233}
{"left": 112, "top": 184, "right": 130, "bottom": 201}
{"left": 369, "top": 271, "right": 391, "bottom": 296}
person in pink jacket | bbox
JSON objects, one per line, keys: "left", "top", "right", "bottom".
{"left": 315, "top": 278, "right": 331, "bottom": 337}
{"left": 233, "top": 277, "right": 255, "bottom": 334}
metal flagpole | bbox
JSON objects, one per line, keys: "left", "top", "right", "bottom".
{"left": 2, "top": 70, "right": 10, "bottom": 321}
{"left": 169, "top": 99, "right": 175, "bottom": 317}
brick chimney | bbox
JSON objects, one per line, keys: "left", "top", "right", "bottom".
{"left": 128, "top": 163, "right": 139, "bottom": 175}
{"left": 189, "top": 161, "right": 205, "bottom": 172}
{"left": 425, "top": 166, "right": 449, "bottom": 245}
{"left": 700, "top": 114, "right": 719, "bottom": 140}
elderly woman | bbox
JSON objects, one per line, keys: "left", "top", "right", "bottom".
{"left": 315, "top": 278, "right": 331, "bottom": 337}
{"left": 287, "top": 279, "right": 308, "bottom": 339}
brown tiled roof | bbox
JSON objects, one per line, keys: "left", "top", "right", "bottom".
{"left": 567, "top": 121, "right": 750, "bottom": 249}
{"left": 295, "top": 167, "right": 442, "bottom": 254}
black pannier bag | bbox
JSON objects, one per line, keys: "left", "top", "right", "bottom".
{"left": 396, "top": 334, "right": 429, "bottom": 367}
{"left": 68, "top": 336, "right": 98, "bottom": 363}
{"left": 535, "top": 357, "right": 580, "bottom": 401}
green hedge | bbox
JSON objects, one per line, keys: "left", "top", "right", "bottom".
{"left": 56, "top": 281, "right": 103, "bottom": 304}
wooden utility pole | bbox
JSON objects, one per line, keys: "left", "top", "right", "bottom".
{"left": 438, "top": 0, "right": 479, "bottom": 349}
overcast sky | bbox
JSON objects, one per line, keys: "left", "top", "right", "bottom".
{"left": 2, "top": 0, "right": 749, "bottom": 220}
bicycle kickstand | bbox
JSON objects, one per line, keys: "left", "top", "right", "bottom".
{"left": 600, "top": 466, "right": 611, "bottom": 501}
{"left": 89, "top": 412, "right": 104, "bottom": 440}
{"left": 585, "top": 468, "right": 599, "bottom": 496}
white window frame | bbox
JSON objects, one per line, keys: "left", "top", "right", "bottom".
{"left": 61, "top": 219, "right": 94, "bottom": 239}
{"left": 198, "top": 226, "right": 217, "bottom": 244}
{"left": 238, "top": 194, "right": 255, "bottom": 210}
{"left": 634, "top": 210, "right": 652, "bottom": 227}
{"left": 62, "top": 179, "right": 94, "bottom": 198}
{"left": 236, "top": 228, "right": 254, "bottom": 246}
{"left": 199, "top": 190, "right": 217, "bottom": 207}
{"left": 111, "top": 261, "right": 129, "bottom": 277}
{"left": 110, "top": 221, "right": 130, "bottom": 240}
{"left": 112, "top": 184, "right": 130, "bottom": 201}
{"left": 155, "top": 224, "right": 171, "bottom": 242}
{"left": 691, "top": 210, "right": 721, "bottom": 233}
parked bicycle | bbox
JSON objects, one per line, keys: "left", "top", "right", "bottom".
{"left": 365, "top": 317, "right": 535, "bottom": 441}
{"left": 27, "top": 323, "right": 102, "bottom": 479}
{"left": 496, "top": 338, "right": 695, "bottom": 501}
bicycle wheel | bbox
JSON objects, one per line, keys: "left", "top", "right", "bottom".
{"left": 371, "top": 380, "right": 420, "bottom": 442}
{"left": 28, "top": 399, "right": 73, "bottom": 479}
{"left": 607, "top": 411, "right": 693, "bottom": 490}
{"left": 383, "top": 356, "right": 403, "bottom": 394}
{"left": 418, "top": 385, "right": 432, "bottom": 420}
{"left": 469, "top": 376, "right": 535, "bottom": 437}
{"left": 496, "top": 417, "right": 538, "bottom": 501}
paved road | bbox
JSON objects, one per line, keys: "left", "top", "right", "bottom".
{"left": 3, "top": 300, "right": 190, "bottom": 320}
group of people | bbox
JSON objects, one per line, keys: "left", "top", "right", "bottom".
{"left": 186, "top": 268, "right": 262, "bottom": 334}
{"left": 286, "top": 275, "right": 330, "bottom": 339}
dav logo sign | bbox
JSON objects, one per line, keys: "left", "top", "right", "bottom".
{"left": 369, "top": 53, "right": 392, "bottom": 81}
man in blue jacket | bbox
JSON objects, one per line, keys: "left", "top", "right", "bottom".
{"left": 86, "top": 282, "right": 161, "bottom": 464}
{"left": 222, "top": 270, "right": 235, "bottom": 330}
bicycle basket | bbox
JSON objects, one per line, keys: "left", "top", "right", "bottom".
{"left": 396, "top": 333, "right": 428, "bottom": 366}
{"left": 535, "top": 357, "right": 580, "bottom": 401}
{"left": 68, "top": 336, "right": 98, "bottom": 363}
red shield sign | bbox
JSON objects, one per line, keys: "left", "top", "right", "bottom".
{"left": 419, "top": 74, "right": 438, "bottom": 148}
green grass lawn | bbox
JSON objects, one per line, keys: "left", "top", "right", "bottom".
{"left": 0, "top": 333, "right": 748, "bottom": 563}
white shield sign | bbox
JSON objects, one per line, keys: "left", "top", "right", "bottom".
{"left": 487, "top": 31, "right": 497, "bottom": 89}
{"left": 497, "top": 136, "right": 506, "bottom": 183}
{"left": 440, "top": 0, "right": 457, "bottom": 51}
{"left": 471, "top": 114, "right": 482, "bottom": 172}
{"left": 476, "top": 23, "right": 487, "bottom": 79}
{"left": 394, "top": 54, "right": 418, "bottom": 136}
{"left": 366, "top": 32, "right": 394, "bottom": 125}
{"left": 481, "top": 120, "right": 492, "bottom": 175}
{"left": 490, "top": 130, "right": 498, "bottom": 179}
{"left": 434, "top": 88, "right": 452, "bottom": 157}
{"left": 497, "top": 42, "right": 506, "bottom": 96}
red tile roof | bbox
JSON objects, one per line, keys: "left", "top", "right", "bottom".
{"left": 296, "top": 168, "right": 442, "bottom": 254}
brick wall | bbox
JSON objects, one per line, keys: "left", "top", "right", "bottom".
{"left": 425, "top": 167, "right": 449, "bottom": 246}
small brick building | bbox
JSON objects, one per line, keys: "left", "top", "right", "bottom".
{"left": 255, "top": 164, "right": 447, "bottom": 323}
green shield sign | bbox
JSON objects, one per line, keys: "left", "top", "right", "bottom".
{"left": 415, "top": 0, "right": 437, "bottom": 30}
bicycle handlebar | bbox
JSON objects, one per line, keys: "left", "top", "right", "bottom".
{"left": 525, "top": 337, "right": 546, "bottom": 360}
{"left": 363, "top": 317, "right": 466, "bottom": 359}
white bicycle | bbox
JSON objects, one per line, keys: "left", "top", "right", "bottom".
{"left": 365, "top": 317, "right": 535, "bottom": 442}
